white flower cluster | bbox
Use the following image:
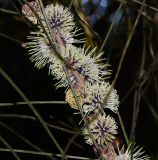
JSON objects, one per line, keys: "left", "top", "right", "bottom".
{"left": 115, "top": 144, "right": 150, "bottom": 160}
{"left": 22, "top": 1, "right": 150, "bottom": 160}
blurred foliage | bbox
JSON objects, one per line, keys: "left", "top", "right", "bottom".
{"left": 0, "top": 0, "right": 158, "bottom": 159}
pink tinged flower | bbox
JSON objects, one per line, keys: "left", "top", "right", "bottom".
{"left": 83, "top": 82, "right": 119, "bottom": 114}
{"left": 44, "top": 4, "right": 83, "bottom": 45}
{"left": 25, "top": 31, "right": 78, "bottom": 70}
{"left": 22, "top": 0, "right": 40, "bottom": 24}
{"left": 49, "top": 45, "right": 108, "bottom": 88}
{"left": 115, "top": 144, "right": 150, "bottom": 160}
{"left": 49, "top": 45, "right": 85, "bottom": 88}
{"left": 45, "top": 4, "right": 75, "bottom": 33}
{"left": 53, "top": 29, "right": 81, "bottom": 47}
{"left": 77, "top": 47, "right": 109, "bottom": 84}
{"left": 82, "top": 113, "right": 117, "bottom": 146}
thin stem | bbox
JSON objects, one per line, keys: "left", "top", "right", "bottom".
{"left": 63, "top": 133, "right": 80, "bottom": 159}
{"left": 130, "top": 17, "right": 147, "bottom": 141}
{"left": 0, "top": 101, "right": 66, "bottom": 107}
{"left": 63, "top": 66, "right": 105, "bottom": 160}
{"left": 0, "top": 33, "right": 23, "bottom": 45}
{"left": 46, "top": 123, "right": 80, "bottom": 135}
{"left": 0, "top": 136, "right": 21, "bottom": 160}
{"left": 116, "top": 0, "right": 154, "bottom": 22}
{"left": 0, "top": 148, "right": 98, "bottom": 160}
{"left": 139, "top": 18, "right": 146, "bottom": 77}
{"left": 112, "top": 0, "right": 146, "bottom": 89}
{"left": 142, "top": 94, "right": 158, "bottom": 120}
{"left": 0, "top": 122, "right": 40, "bottom": 151}
{"left": 154, "top": 76, "right": 158, "bottom": 106}
{"left": 37, "top": 0, "right": 58, "bottom": 49}
{"left": 0, "top": 8, "right": 18, "bottom": 14}
{"left": 0, "top": 67, "right": 64, "bottom": 155}
{"left": 69, "top": 0, "right": 74, "bottom": 10}
{"left": 117, "top": 112, "right": 129, "bottom": 144}
{"left": 0, "top": 113, "right": 80, "bottom": 135}
{"left": 99, "top": 2, "right": 123, "bottom": 52}
{"left": 130, "top": 88, "right": 141, "bottom": 142}
{"left": 0, "top": 114, "right": 36, "bottom": 120}
{"left": 120, "top": 83, "right": 136, "bottom": 105}
{"left": 0, "top": 148, "right": 53, "bottom": 156}
{"left": 0, "top": 122, "right": 57, "bottom": 160}
{"left": 132, "top": 0, "right": 158, "bottom": 12}
{"left": 117, "top": 0, "right": 158, "bottom": 12}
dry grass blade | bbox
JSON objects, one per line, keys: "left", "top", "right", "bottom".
{"left": 0, "top": 8, "right": 18, "bottom": 14}
{"left": 142, "top": 94, "right": 158, "bottom": 121}
{"left": 0, "top": 136, "right": 21, "bottom": 160}
{"left": 0, "top": 148, "right": 98, "bottom": 160}
{"left": 69, "top": 0, "right": 74, "bottom": 10}
{"left": 130, "top": 21, "right": 146, "bottom": 141}
{"left": 111, "top": 0, "right": 147, "bottom": 89}
{"left": 0, "top": 67, "right": 63, "bottom": 155}
{"left": 0, "top": 33, "right": 23, "bottom": 45}
{"left": 0, "top": 101, "right": 66, "bottom": 107}
{"left": 99, "top": 2, "right": 123, "bottom": 52}
{"left": 0, "top": 122, "right": 41, "bottom": 151}
{"left": 0, "top": 113, "right": 80, "bottom": 135}
{"left": 132, "top": 0, "right": 158, "bottom": 12}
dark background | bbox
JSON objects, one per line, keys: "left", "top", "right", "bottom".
{"left": 0, "top": 0, "right": 158, "bottom": 159}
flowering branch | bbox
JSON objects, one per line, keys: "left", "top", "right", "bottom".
{"left": 21, "top": 0, "right": 150, "bottom": 159}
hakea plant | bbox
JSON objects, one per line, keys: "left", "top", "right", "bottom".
{"left": 22, "top": 1, "right": 150, "bottom": 160}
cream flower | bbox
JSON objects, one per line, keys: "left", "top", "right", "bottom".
{"left": 115, "top": 144, "right": 150, "bottom": 160}
{"left": 45, "top": 3, "right": 75, "bottom": 33}
{"left": 79, "top": 47, "right": 109, "bottom": 83}
{"left": 25, "top": 29, "right": 81, "bottom": 69}
{"left": 82, "top": 113, "right": 117, "bottom": 146}
{"left": 49, "top": 45, "right": 109, "bottom": 88}
{"left": 83, "top": 82, "right": 119, "bottom": 114}
{"left": 26, "top": 32, "right": 56, "bottom": 69}
{"left": 44, "top": 4, "right": 83, "bottom": 45}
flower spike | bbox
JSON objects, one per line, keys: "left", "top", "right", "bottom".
{"left": 49, "top": 45, "right": 109, "bottom": 88}
{"left": 115, "top": 143, "right": 150, "bottom": 160}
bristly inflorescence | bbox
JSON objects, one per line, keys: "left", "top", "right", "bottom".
{"left": 45, "top": 4, "right": 75, "bottom": 33}
{"left": 49, "top": 45, "right": 109, "bottom": 88}
{"left": 25, "top": 3, "right": 83, "bottom": 69}
{"left": 83, "top": 82, "right": 119, "bottom": 114}
{"left": 23, "top": 1, "right": 150, "bottom": 160}
{"left": 114, "top": 144, "right": 150, "bottom": 160}
{"left": 83, "top": 113, "right": 118, "bottom": 146}
{"left": 26, "top": 32, "right": 54, "bottom": 69}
